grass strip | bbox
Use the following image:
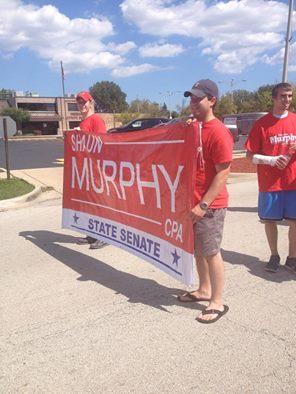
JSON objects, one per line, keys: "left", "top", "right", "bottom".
{"left": 0, "top": 177, "right": 34, "bottom": 200}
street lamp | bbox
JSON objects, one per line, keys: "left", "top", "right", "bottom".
{"left": 159, "top": 91, "right": 181, "bottom": 119}
{"left": 218, "top": 79, "right": 247, "bottom": 103}
{"left": 282, "top": 0, "right": 294, "bottom": 82}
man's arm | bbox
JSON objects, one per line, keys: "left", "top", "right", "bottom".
{"left": 190, "top": 162, "right": 231, "bottom": 223}
{"left": 246, "top": 150, "right": 290, "bottom": 170}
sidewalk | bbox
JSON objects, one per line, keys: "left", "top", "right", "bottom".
{"left": 11, "top": 166, "right": 64, "bottom": 194}
{"left": 0, "top": 167, "right": 62, "bottom": 211}
{"left": 1, "top": 169, "right": 295, "bottom": 393}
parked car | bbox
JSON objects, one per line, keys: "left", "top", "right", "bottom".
{"left": 222, "top": 116, "right": 240, "bottom": 142}
{"left": 222, "top": 112, "right": 268, "bottom": 135}
{"left": 159, "top": 116, "right": 240, "bottom": 143}
{"left": 108, "top": 117, "right": 169, "bottom": 133}
{"left": 236, "top": 112, "right": 267, "bottom": 135}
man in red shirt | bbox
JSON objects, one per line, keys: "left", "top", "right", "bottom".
{"left": 178, "top": 79, "right": 233, "bottom": 323}
{"left": 245, "top": 82, "right": 296, "bottom": 273}
{"left": 75, "top": 91, "right": 108, "bottom": 249}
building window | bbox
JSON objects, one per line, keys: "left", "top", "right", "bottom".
{"left": 67, "top": 103, "right": 78, "bottom": 111}
{"left": 18, "top": 102, "right": 56, "bottom": 112}
{"left": 21, "top": 121, "right": 59, "bottom": 135}
{"left": 69, "top": 121, "right": 80, "bottom": 129}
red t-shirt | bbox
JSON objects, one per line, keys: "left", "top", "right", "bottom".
{"left": 79, "top": 113, "right": 106, "bottom": 134}
{"left": 245, "top": 112, "right": 296, "bottom": 192}
{"left": 194, "top": 118, "right": 233, "bottom": 208}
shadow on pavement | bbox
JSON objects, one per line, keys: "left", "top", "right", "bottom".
{"left": 221, "top": 248, "right": 294, "bottom": 283}
{"left": 19, "top": 230, "right": 204, "bottom": 313}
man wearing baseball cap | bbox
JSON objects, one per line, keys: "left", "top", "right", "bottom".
{"left": 75, "top": 91, "right": 106, "bottom": 136}
{"left": 75, "top": 91, "right": 108, "bottom": 249}
{"left": 178, "top": 79, "right": 233, "bottom": 323}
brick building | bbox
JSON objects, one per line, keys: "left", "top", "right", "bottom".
{"left": 7, "top": 95, "right": 119, "bottom": 135}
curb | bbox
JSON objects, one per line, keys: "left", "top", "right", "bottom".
{"left": 233, "top": 150, "right": 246, "bottom": 158}
{"left": 0, "top": 135, "right": 63, "bottom": 142}
{"left": 0, "top": 168, "right": 53, "bottom": 211}
{"left": 233, "top": 149, "right": 246, "bottom": 154}
{"left": 0, "top": 185, "right": 43, "bottom": 211}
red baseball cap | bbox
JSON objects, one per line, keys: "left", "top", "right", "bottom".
{"left": 76, "top": 91, "right": 93, "bottom": 102}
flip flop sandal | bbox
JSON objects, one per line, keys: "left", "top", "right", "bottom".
{"left": 196, "top": 305, "right": 229, "bottom": 324}
{"left": 177, "top": 291, "right": 210, "bottom": 303}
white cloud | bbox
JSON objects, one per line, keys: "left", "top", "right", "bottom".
{"left": 263, "top": 42, "right": 296, "bottom": 72}
{"left": 139, "top": 42, "right": 184, "bottom": 58}
{"left": 121, "top": 0, "right": 296, "bottom": 74}
{"left": 112, "top": 63, "right": 164, "bottom": 77}
{"left": 0, "top": 0, "right": 129, "bottom": 73}
{"left": 107, "top": 41, "right": 137, "bottom": 54}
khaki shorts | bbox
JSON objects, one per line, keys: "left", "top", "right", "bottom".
{"left": 193, "top": 208, "right": 227, "bottom": 256}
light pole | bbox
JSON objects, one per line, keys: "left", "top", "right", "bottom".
{"left": 282, "top": 0, "right": 294, "bottom": 82}
{"left": 218, "top": 79, "right": 246, "bottom": 103}
{"left": 136, "top": 94, "right": 140, "bottom": 113}
{"left": 159, "top": 91, "right": 181, "bottom": 118}
{"left": 60, "top": 61, "right": 67, "bottom": 132}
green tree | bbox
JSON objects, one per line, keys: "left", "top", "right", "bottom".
{"left": 129, "top": 98, "right": 164, "bottom": 117}
{"left": 114, "top": 112, "right": 137, "bottom": 125}
{"left": 177, "top": 104, "right": 191, "bottom": 117}
{"left": 0, "top": 89, "right": 14, "bottom": 99}
{"left": 170, "top": 110, "right": 179, "bottom": 119}
{"left": 291, "top": 86, "right": 296, "bottom": 111}
{"left": 159, "top": 103, "right": 170, "bottom": 117}
{"left": 254, "top": 84, "right": 274, "bottom": 112}
{"left": 90, "top": 81, "right": 128, "bottom": 113}
{"left": 1, "top": 107, "right": 30, "bottom": 132}
{"left": 215, "top": 94, "right": 237, "bottom": 118}
{"left": 232, "top": 89, "right": 257, "bottom": 113}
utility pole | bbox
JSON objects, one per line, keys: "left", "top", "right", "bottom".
{"left": 60, "top": 61, "right": 67, "bottom": 131}
{"left": 60, "top": 61, "right": 65, "bottom": 97}
{"left": 218, "top": 79, "right": 246, "bottom": 104}
{"left": 159, "top": 91, "right": 181, "bottom": 118}
{"left": 3, "top": 118, "right": 11, "bottom": 180}
{"left": 282, "top": 0, "right": 294, "bottom": 82}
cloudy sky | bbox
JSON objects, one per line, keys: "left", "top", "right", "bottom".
{"left": 0, "top": 0, "right": 295, "bottom": 109}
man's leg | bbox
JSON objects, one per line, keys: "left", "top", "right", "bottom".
{"left": 178, "top": 255, "right": 211, "bottom": 301}
{"left": 264, "top": 221, "right": 278, "bottom": 255}
{"left": 258, "top": 191, "right": 282, "bottom": 271}
{"left": 196, "top": 252, "right": 225, "bottom": 322}
{"left": 283, "top": 191, "right": 296, "bottom": 272}
{"left": 284, "top": 221, "right": 296, "bottom": 273}
{"left": 264, "top": 221, "right": 281, "bottom": 272}
{"left": 195, "top": 255, "right": 211, "bottom": 297}
{"left": 288, "top": 221, "right": 296, "bottom": 258}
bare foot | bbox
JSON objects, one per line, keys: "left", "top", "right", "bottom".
{"left": 177, "top": 289, "right": 211, "bottom": 302}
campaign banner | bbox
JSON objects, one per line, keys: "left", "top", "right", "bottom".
{"left": 62, "top": 122, "right": 198, "bottom": 286}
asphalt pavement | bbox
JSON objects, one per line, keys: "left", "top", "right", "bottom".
{"left": 0, "top": 163, "right": 295, "bottom": 393}
{"left": 0, "top": 138, "right": 64, "bottom": 170}
{"left": 0, "top": 135, "right": 248, "bottom": 170}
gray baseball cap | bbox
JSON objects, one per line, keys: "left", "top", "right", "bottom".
{"left": 184, "top": 79, "right": 219, "bottom": 99}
